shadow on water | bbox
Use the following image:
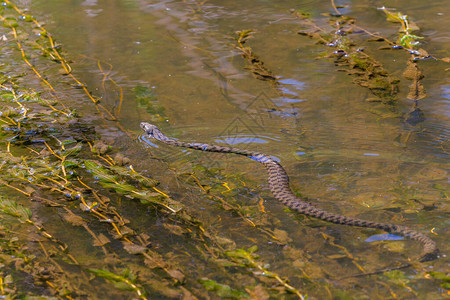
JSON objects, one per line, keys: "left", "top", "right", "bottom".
{"left": 0, "top": 0, "right": 448, "bottom": 298}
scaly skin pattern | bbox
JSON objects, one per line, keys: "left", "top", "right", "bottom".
{"left": 140, "top": 122, "right": 438, "bottom": 262}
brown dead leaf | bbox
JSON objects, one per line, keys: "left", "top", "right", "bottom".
{"left": 214, "top": 236, "right": 236, "bottom": 251}
{"left": 137, "top": 233, "right": 152, "bottom": 247}
{"left": 163, "top": 223, "right": 186, "bottom": 236}
{"left": 113, "top": 153, "right": 130, "bottom": 166}
{"left": 407, "top": 83, "right": 426, "bottom": 100}
{"left": 144, "top": 250, "right": 164, "bottom": 269}
{"left": 403, "top": 60, "right": 426, "bottom": 100}
{"left": 123, "top": 242, "right": 146, "bottom": 254}
{"left": 179, "top": 287, "right": 197, "bottom": 300}
{"left": 403, "top": 60, "right": 423, "bottom": 80}
{"left": 62, "top": 213, "right": 85, "bottom": 226}
{"left": 246, "top": 284, "right": 270, "bottom": 300}
{"left": 110, "top": 225, "right": 134, "bottom": 239}
{"left": 93, "top": 233, "right": 110, "bottom": 246}
{"left": 167, "top": 269, "right": 185, "bottom": 283}
{"left": 272, "top": 228, "right": 292, "bottom": 244}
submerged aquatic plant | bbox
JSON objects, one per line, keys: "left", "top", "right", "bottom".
{"left": 293, "top": 9, "right": 401, "bottom": 105}
{"left": 87, "top": 268, "right": 147, "bottom": 300}
{"left": 0, "top": 198, "right": 31, "bottom": 222}
{"left": 378, "top": 7, "right": 424, "bottom": 50}
{"left": 199, "top": 278, "right": 249, "bottom": 299}
{"left": 0, "top": 0, "right": 447, "bottom": 298}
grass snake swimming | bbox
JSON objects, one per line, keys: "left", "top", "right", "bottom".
{"left": 140, "top": 122, "right": 438, "bottom": 262}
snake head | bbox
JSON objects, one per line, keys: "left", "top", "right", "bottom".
{"left": 140, "top": 122, "right": 158, "bottom": 136}
{"left": 140, "top": 122, "right": 167, "bottom": 141}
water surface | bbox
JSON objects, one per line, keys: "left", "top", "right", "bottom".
{"left": 3, "top": 0, "right": 449, "bottom": 298}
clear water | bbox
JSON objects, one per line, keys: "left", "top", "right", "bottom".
{"left": 3, "top": 0, "right": 449, "bottom": 298}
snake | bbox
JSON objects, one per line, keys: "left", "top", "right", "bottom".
{"left": 140, "top": 122, "right": 438, "bottom": 262}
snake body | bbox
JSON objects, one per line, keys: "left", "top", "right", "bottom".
{"left": 140, "top": 122, "right": 438, "bottom": 262}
